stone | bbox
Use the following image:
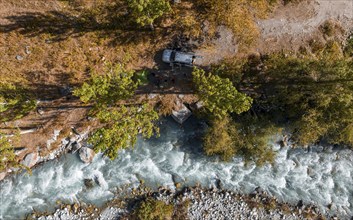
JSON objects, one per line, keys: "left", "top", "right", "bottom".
{"left": 71, "top": 142, "right": 82, "bottom": 153}
{"left": 79, "top": 147, "right": 95, "bottom": 163}
{"left": 171, "top": 104, "right": 192, "bottom": 124}
{"left": 21, "top": 151, "right": 39, "bottom": 167}
{"left": 59, "top": 86, "right": 72, "bottom": 96}
{"left": 37, "top": 108, "right": 44, "bottom": 115}
{"left": 25, "top": 46, "right": 31, "bottom": 54}
{"left": 0, "top": 172, "right": 7, "bottom": 181}
{"left": 148, "top": 93, "right": 157, "bottom": 99}
{"left": 84, "top": 178, "right": 95, "bottom": 188}
{"left": 14, "top": 147, "right": 27, "bottom": 156}
{"left": 16, "top": 55, "right": 23, "bottom": 61}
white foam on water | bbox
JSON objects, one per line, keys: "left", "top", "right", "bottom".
{"left": 0, "top": 118, "right": 353, "bottom": 219}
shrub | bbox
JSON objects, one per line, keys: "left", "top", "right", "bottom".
{"left": 134, "top": 198, "right": 174, "bottom": 220}
{"left": 0, "top": 133, "right": 25, "bottom": 173}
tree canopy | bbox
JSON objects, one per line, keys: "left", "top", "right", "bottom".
{"left": 74, "top": 64, "right": 159, "bottom": 159}
{"left": 204, "top": 115, "right": 277, "bottom": 166}
{"left": 0, "top": 84, "right": 36, "bottom": 122}
{"left": 192, "top": 68, "right": 253, "bottom": 119}
{"left": 222, "top": 54, "right": 353, "bottom": 147}
{"left": 73, "top": 64, "right": 137, "bottom": 108}
{"left": 88, "top": 104, "right": 159, "bottom": 159}
{"left": 126, "top": 0, "right": 171, "bottom": 28}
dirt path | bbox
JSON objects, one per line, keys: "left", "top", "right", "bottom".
{"left": 256, "top": 0, "right": 353, "bottom": 52}
{"left": 194, "top": 0, "right": 353, "bottom": 66}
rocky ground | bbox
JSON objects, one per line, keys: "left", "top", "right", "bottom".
{"left": 34, "top": 186, "right": 329, "bottom": 220}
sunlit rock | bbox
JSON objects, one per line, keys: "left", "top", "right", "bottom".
{"left": 79, "top": 147, "right": 95, "bottom": 163}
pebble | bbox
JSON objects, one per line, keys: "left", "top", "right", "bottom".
{"left": 36, "top": 187, "right": 325, "bottom": 220}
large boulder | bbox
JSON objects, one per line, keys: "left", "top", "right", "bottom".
{"left": 79, "top": 147, "right": 95, "bottom": 163}
{"left": 21, "top": 152, "right": 39, "bottom": 168}
{"left": 171, "top": 104, "right": 192, "bottom": 124}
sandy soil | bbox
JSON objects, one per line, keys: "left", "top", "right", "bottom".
{"left": 256, "top": 0, "right": 353, "bottom": 52}
{"left": 195, "top": 0, "right": 353, "bottom": 66}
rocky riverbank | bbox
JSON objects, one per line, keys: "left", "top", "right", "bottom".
{"left": 33, "top": 186, "right": 329, "bottom": 220}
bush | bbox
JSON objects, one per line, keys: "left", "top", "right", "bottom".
{"left": 0, "top": 133, "right": 24, "bottom": 172}
{"left": 134, "top": 198, "right": 174, "bottom": 220}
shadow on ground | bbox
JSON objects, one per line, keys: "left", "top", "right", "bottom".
{"left": 0, "top": 3, "right": 168, "bottom": 46}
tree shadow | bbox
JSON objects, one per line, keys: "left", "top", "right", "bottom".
{"left": 135, "top": 48, "right": 197, "bottom": 95}
{"left": 23, "top": 70, "right": 78, "bottom": 100}
{"left": 0, "top": 3, "right": 161, "bottom": 46}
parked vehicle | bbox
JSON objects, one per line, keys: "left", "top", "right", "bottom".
{"left": 162, "top": 49, "right": 199, "bottom": 66}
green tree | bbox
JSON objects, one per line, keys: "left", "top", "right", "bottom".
{"left": 126, "top": 0, "right": 171, "bottom": 29}
{"left": 74, "top": 64, "right": 159, "bottom": 159}
{"left": 204, "top": 115, "right": 277, "bottom": 166}
{"left": 0, "top": 84, "right": 36, "bottom": 122}
{"left": 236, "top": 54, "right": 353, "bottom": 147}
{"left": 73, "top": 64, "right": 137, "bottom": 108}
{"left": 192, "top": 68, "right": 253, "bottom": 119}
{"left": 88, "top": 104, "right": 159, "bottom": 159}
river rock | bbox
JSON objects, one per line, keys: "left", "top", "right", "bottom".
{"left": 21, "top": 151, "right": 39, "bottom": 168}
{"left": 0, "top": 172, "right": 7, "bottom": 181}
{"left": 79, "top": 147, "right": 95, "bottom": 163}
{"left": 84, "top": 178, "right": 95, "bottom": 188}
{"left": 171, "top": 104, "right": 192, "bottom": 124}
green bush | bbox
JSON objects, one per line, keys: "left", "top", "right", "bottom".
{"left": 134, "top": 198, "right": 174, "bottom": 220}
{"left": 0, "top": 133, "right": 26, "bottom": 173}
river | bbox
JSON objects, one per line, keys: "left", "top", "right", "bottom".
{"left": 0, "top": 117, "right": 352, "bottom": 219}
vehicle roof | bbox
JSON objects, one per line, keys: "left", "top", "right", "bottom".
{"left": 174, "top": 51, "right": 193, "bottom": 64}
{"left": 162, "top": 49, "right": 173, "bottom": 63}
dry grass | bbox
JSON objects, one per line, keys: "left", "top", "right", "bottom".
{"left": 157, "top": 94, "right": 179, "bottom": 116}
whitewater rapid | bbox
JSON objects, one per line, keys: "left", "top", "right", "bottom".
{"left": 0, "top": 118, "right": 352, "bottom": 219}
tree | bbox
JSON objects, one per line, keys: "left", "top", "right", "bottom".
{"left": 192, "top": 68, "right": 253, "bottom": 119}
{"left": 126, "top": 0, "right": 171, "bottom": 29}
{"left": 88, "top": 104, "right": 159, "bottom": 159}
{"left": 74, "top": 64, "right": 159, "bottom": 159}
{"left": 204, "top": 115, "right": 277, "bottom": 166}
{"left": 73, "top": 64, "right": 137, "bottom": 108}
{"left": 0, "top": 84, "right": 36, "bottom": 122}
{"left": 262, "top": 56, "right": 353, "bottom": 146}
{"left": 236, "top": 54, "right": 353, "bottom": 147}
